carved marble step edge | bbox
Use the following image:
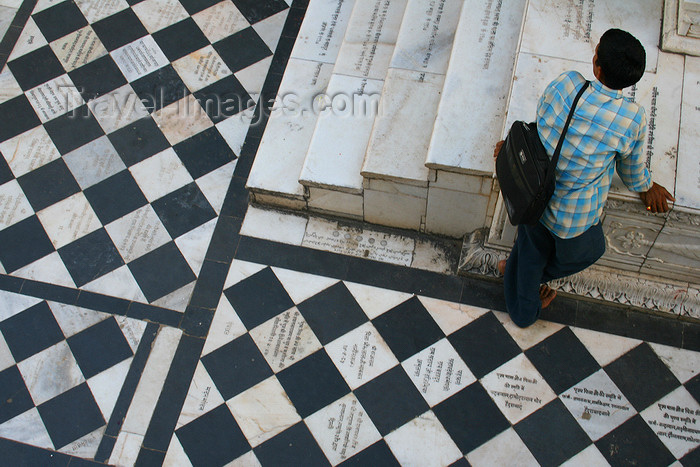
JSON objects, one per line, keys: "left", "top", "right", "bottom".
{"left": 458, "top": 227, "right": 700, "bottom": 321}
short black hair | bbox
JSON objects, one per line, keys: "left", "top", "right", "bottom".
{"left": 596, "top": 29, "right": 646, "bottom": 89}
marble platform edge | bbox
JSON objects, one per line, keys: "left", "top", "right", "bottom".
{"left": 0, "top": 0, "right": 36, "bottom": 69}
{"left": 662, "top": 0, "right": 700, "bottom": 56}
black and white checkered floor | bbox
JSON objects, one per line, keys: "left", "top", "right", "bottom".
{"left": 0, "top": 0, "right": 698, "bottom": 465}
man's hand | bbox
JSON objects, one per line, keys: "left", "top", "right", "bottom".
{"left": 494, "top": 140, "right": 504, "bottom": 160}
{"left": 639, "top": 182, "right": 675, "bottom": 213}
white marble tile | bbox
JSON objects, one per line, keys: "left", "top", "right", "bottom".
{"left": 344, "top": 281, "right": 412, "bottom": 320}
{"left": 13, "top": 252, "right": 76, "bottom": 288}
{"left": 235, "top": 56, "right": 272, "bottom": 97}
{"left": 465, "top": 427, "right": 538, "bottom": 467}
{"left": 59, "top": 426, "right": 104, "bottom": 458}
{"left": 403, "top": 338, "right": 475, "bottom": 406}
{"left": 81, "top": 265, "right": 148, "bottom": 303}
{"left": 75, "top": 0, "right": 128, "bottom": 22}
{"left": 0, "top": 5, "right": 13, "bottom": 42}
{"left": 0, "top": 67, "right": 22, "bottom": 105}
{"left": 250, "top": 307, "right": 322, "bottom": 372}
{"left": 496, "top": 312, "right": 564, "bottom": 351}
{"left": 0, "top": 409, "right": 53, "bottom": 450}
{"left": 152, "top": 95, "right": 213, "bottom": 145}
{"left": 570, "top": 327, "right": 641, "bottom": 367}
{"left": 49, "top": 26, "right": 107, "bottom": 73}
{"left": 362, "top": 69, "right": 442, "bottom": 184}
{"left": 0, "top": 292, "right": 42, "bottom": 320}
{"left": 108, "top": 432, "right": 143, "bottom": 467}
{"left": 425, "top": 0, "right": 526, "bottom": 174}
{"left": 222, "top": 258, "right": 268, "bottom": 289}
{"left": 271, "top": 267, "right": 339, "bottom": 304}
{"left": 192, "top": 0, "right": 249, "bottom": 44}
{"left": 247, "top": 59, "right": 333, "bottom": 198}
{"left": 151, "top": 282, "right": 195, "bottom": 312}
{"left": 18, "top": 341, "right": 85, "bottom": 405}
{"left": 291, "top": 0, "right": 356, "bottom": 63}
{"left": 389, "top": 0, "right": 462, "bottom": 74}
{"left": 410, "top": 237, "right": 453, "bottom": 274}
{"left": 252, "top": 8, "right": 288, "bottom": 53}
{"left": 521, "top": 0, "right": 662, "bottom": 73}
{"left": 116, "top": 316, "right": 148, "bottom": 353}
{"left": 0, "top": 125, "right": 60, "bottom": 177}
{"left": 176, "top": 362, "right": 225, "bottom": 429}
{"left": 384, "top": 410, "right": 463, "bottom": 467}
{"left": 48, "top": 302, "right": 109, "bottom": 338}
{"left": 0, "top": 180, "right": 33, "bottom": 230}
{"left": 105, "top": 205, "right": 171, "bottom": 263}
{"left": 417, "top": 296, "right": 488, "bottom": 336}
{"left": 0, "top": 0, "right": 22, "bottom": 9}
{"left": 129, "top": 148, "right": 193, "bottom": 202}
{"left": 305, "top": 392, "right": 382, "bottom": 465}
{"left": 677, "top": 55, "right": 700, "bottom": 211}
{"left": 195, "top": 160, "right": 236, "bottom": 215}
{"left": 325, "top": 321, "right": 398, "bottom": 389}
{"left": 650, "top": 343, "right": 700, "bottom": 384}
{"left": 560, "top": 444, "right": 609, "bottom": 466}
{"left": 0, "top": 334, "right": 14, "bottom": 372}
{"left": 163, "top": 435, "right": 193, "bottom": 467}
{"left": 560, "top": 369, "right": 636, "bottom": 441}
{"left": 88, "top": 85, "right": 150, "bottom": 134}
{"left": 111, "top": 36, "right": 169, "bottom": 82}
{"left": 37, "top": 192, "right": 102, "bottom": 249}
{"left": 301, "top": 216, "right": 415, "bottom": 266}
{"left": 63, "top": 136, "right": 126, "bottom": 190}
{"left": 216, "top": 113, "right": 252, "bottom": 155}
{"left": 202, "top": 294, "right": 248, "bottom": 356}
{"left": 363, "top": 188, "right": 425, "bottom": 230}
{"left": 87, "top": 359, "right": 132, "bottom": 421}
{"left": 228, "top": 377, "right": 301, "bottom": 447}
{"left": 640, "top": 386, "right": 700, "bottom": 458}
{"left": 333, "top": 0, "right": 407, "bottom": 80}
{"left": 8, "top": 18, "right": 47, "bottom": 61}
{"left": 240, "top": 205, "right": 308, "bottom": 244}
{"left": 26, "top": 75, "right": 83, "bottom": 123}
{"left": 131, "top": 0, "right": 188, "bottom": 33}
{"left": 174, "top": 218, "right": 216, "bottom": 275}
{"left": 307, "top": 187, "right": 363, "bottom": 217}
{"left": 481, "top": 353, "right": 557, "bottom": 424}
{"left": 172, "top": 46, "right": 232, "bottom": 93}
{"left": 33, "top": 0, "right": 67, "bottom": 14}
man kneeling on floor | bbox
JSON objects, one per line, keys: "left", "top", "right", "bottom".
{"left": 493, "top": 28, "right": 675, "bottom": 328}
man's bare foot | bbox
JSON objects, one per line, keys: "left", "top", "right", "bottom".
{"left": 540, "top": 285, "right": 557, "bottom": 308}
{"left": 497, "top": 259, "right": 506, "bottom": 275}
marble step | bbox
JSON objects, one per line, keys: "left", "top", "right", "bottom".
{"left": 247, "top": 0, "right": 356, "bottom": 208}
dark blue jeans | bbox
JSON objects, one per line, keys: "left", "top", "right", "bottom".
{"left": 504, "top": 221, "right": 605, "bottom": 328}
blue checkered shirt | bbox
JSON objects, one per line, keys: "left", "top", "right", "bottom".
{"left": 537, "top": 71, "right": 652, "bottom": 239}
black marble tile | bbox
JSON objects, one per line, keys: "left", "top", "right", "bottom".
{"left": 628, "top": 310, "right": 684, "bottom": 348}
{"left": 186, "top": 260, "right": 229, "bottom": 311}
{"left": 0, "top": 155, "right": 13, "bottom": 184}
{"left": 595, "top": 415, "right": 675, "bottom": 466}
{"left": 539, "top": 293, "right": 578, "bottom": 327}
{"left": 193, "top": 72, "right": 253, "bottom": 124}
{"left": 17, "top": 158, "right": 81, "bottom": 211}
{"left": 204, "top": 215, "right": 240, "bottom": 264}
{"left": 433, "top": 382, "right": 510, "bottom": 455}
{"left": 605, "top": 343, "right": 681, "bottom": 412}
{"left": 515, "top": 399, "right": 591, "bottom": 466}
{"left": 20, "top": 279, "right": 80, "bottom": 304}
{"left": 176, "top": 403, "right": 251, "bottom": 466}
{"left": 0, "top": 301, "right": 64, "bottom": 362}
{"left": 67, "top": 317, "right": 133, "bottom": 379}
{"left": 372, "top": 296, "right": 444, "bottom": 362}
{"left": 43, "top": 106, "right": 105, "bottom": 155}
{"left": 0, "top": 366, "right": 34, "bottom": 424}
{"left": 91, "top": 8, "right": 148, "bottom": 51}
{"left": 202, "top": 334, "right": 272, "bottom": 399}
{"left": 681, "top": 445, "right": 700, "bottom": 467}
{"left": 448, "top": 312, "right": 522, "bottom": 379}
{"left": 38, "top": 383, "right": 105, "bottom": 450}
{"left": 230, "top": 136, "right": 259, "bottom": 179}
{"left": 32, "top": 1, "right": 87, "bottom": 42}
{"left": 223, "top": 267, "right": 295, "bottom": 329}
{"left": 151, "top": 18, "right": 209, "bottom": 62}
{"left": 134, "top": 447, "right": 166, "bottom": 466}
{"left": 7, "top": 45, "right": 64, "bottom": 91}
{"left": 218, "top": 175, "right": 248, "bottom": 219}
{"left": 575, "top": 301, "right": 629, "bottom": 338}
{"left": 178, "top": 0, "right": 220, "bottom": 15}
{"left": 0, "top": 216, "right": 55, "bottom": 273}
{"left": 58, "top": 228, "right": 125, "bottom": 287}
{"left": 151, "top": 182, "right": 216, "bottom": 239}
{"left": 0, "top": 95, "right": 41, "bottom": 143}
{"left": 684, "top": 321, "right": 700, "bottom": 352}
{"left": 354, "top": 366, "right": 428, "bottom": 436}
{"left": 107, "top": 117, "right": 170, "bottom": 166}
{"left": 214, "top": 27, "right": 271, "bottom": 73}
{"left": 686, "top": 372, "right": 700, "bottom": 404}
{"left": 458, "top": 276, "right": 507, "bottom": 313}
{"left": 127, "top": 302, "right": 183, "bottom": 328}
{"left": 68, "top": 55, "right": 127, "bottom": 100}
{"left": 179, "top": 305, "right": 215, "bottom": 338}
{"left": 76, "top": 291, "right": 130, "bottom": 316}
{"left": 276, "top": 350, "right": 350, "bottom": 418}
{"left": 231, "top": 0, "right": 288, "bottom": 24}
{"left": 0, "top": 437, "right": 73, "bottom": 466}
{"left": 128, "top": 242, "right": 195, "bottom": 302}
{"left": 173, "top": 126, "right": 237, "bottom": 179}
{"left": 297, "top": 282, "right": 368, "bottom": 345}
{"left": 0, "top": 273, "right": 25, "bottom": 293}
{"left": 131, "top": 65, "right": 189, "bottom": 113}
{"left": 83, "top": 170, "right": 148, "bottom": 225}
{"left": 525, "top": 327, "right": 600, "bottom": 394}
{"left": 337, "top": 440, "right": 400, "bottom": 467}
{"left": 254, "top": 422, "right": 330, "bottom": 467}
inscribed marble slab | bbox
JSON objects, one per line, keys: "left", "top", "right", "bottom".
{"left": 104, "top": 205, "right": 171, "bottom": 263}
{"left": 425, "top": 0, "right": 526, "bottom": 174}
{"left": 88, "top": 85, "right": 149, "bottom": 134}
{"left": 128, "top": 147, "right": 193, "bottom": 202}
{"left": 8, "top": 18, "right": 47, "bottom": 61}
{"left": 384, "top": 410, "right": 462, "bottom": 467}
{"left": 0, "top": 180, "right": 33, "bottom": 230}
{"left": 291, "top": 0, "right": 355, "bottom": 63}
{"left": 62, "top": 136, "right": 127, "bottom": 190}
{"left": 111, "top": 36, "right": 169, "bottom": 82}
{"left": 26, "top": 75, "right": 84, "bottom": 123}
{"left": 676, "top": 55, "right": 700, "bottom": 211}
{"left": 172, "top": 45, "right": 232, "bottom": 92}
{"left": 192, "top": 0, "right": 249, "bottom": 44}
{"left": 176, "top": 362, "right": 225, "bottom": 429}
{"left": 389, "top": 0, "right": 462, "bottom": 75}
{"left": 640, "top": 386, "right": 700, "bottom": 458}
{"left": 521, "top": 0, "right": 662, "bottom": 72}
{"left": 36, "top": 192, "right": 102, "bottom": 249}
{"left": 75, "top": 0, "right": 129, "bottom": 23}
{"left": 50, "top": 26, "right": 107, "bottom": 72}
{"left": 131, "top": 0, "right": 188, "bottom": 33}
{"left": 17, "top": 341, "right": 85, "bottom": 405}
{"left": 0, "top": 125, "right": 60, "bottom": 177}
{"left": 0, "top": 68, "right": 22, "bottom": 104}
{"left": 151, "top": 95, "right": 213, "bottom": 145}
